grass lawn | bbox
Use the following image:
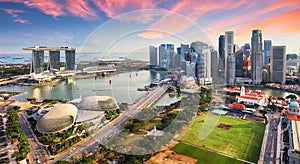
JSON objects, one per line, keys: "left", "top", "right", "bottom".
{"left": 179, "top": 112, "right": 265, "bottom": 163}
{"left": 172, "top": 142, "right": 245, "bottom": 164}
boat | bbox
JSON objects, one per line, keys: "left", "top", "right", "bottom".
{"left": 12, "top": 56, "right": 24, "bottom": 59}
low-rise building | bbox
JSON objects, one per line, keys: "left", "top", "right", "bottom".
{"left": 284, "top": 101, "right": 300, "bottom": 163}
{"left": 226, "top": 86, "right": 266, "bottom": 105}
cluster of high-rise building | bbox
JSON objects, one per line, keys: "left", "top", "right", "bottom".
{"left": 219, "top": 29, "right": 289, "bottom": 84}
{"left": 149, "top": 41, "right": 218, "bottom": 85}
{"left": 150, "top": 29, "right": 296, "bottom": 85}
{"left": 23, "top": 46, "right": 76, "bottom": 74}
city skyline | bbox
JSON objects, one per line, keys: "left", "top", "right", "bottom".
{"left": 1, "top": 0, "right": 300, "bottom": 56}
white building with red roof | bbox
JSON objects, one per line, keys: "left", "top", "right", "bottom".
{"left": 227, "top": 86, "right": 267, "bottom": 105}
{"left": 284, "top": 101, "right": 300, "bottom": 163}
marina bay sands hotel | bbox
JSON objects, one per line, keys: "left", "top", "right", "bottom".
{"left": 23, "top": 46, "right": 75, "bottom": 74}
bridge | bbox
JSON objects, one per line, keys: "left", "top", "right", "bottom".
{"left": 50, "top": 86, "right": 169, "bottom": 163}
{"left": 82, "top": 66, "right": 116, "bottom": 74}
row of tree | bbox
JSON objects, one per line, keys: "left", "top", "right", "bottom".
{"left": 6, "top": 109, "right": 30, "bottom": 161}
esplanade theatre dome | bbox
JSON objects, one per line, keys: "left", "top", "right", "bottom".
{"left": 78, "top": 96, "right": 118, "bottom": 111}
{"left": 36, "top": 104, "right": 78, "bottom": 133}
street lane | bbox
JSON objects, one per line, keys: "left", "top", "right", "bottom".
{"left": 19, "top": 112, "right": 49, "bottom": 164}
{"left": 51, "top": 86, "right": 168, "bottom": 163}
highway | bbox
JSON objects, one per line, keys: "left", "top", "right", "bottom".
{"left": 50, "top": 86, "right": 168, "bottom": 163}
{"left": 19, "top": 112, "right": 49, "bottom": 164}
{"left": 264, "top": 113, "right": 280, "bottom": 164}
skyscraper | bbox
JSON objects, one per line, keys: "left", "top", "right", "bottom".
{"left": 159, "top": 44, "right": 174, "bottom": 69}
{"left": 235, "top": 49, "right": 244, "bottom": 77}
{"left": 48, "top": 50, "right": 60, "bottom": 71}
{"left": 243, "top": 43, "right": 250, "bottom": 54}
{"left": 203, "top": 49, "right": 212, "bottom": 84}
{"left": 180, "top": 44, "right": 190, "bottom": 61}
{"left": 270, "top": 46, "right": 286, "bottom": 84}
{"left": 264, "top": 40, "right": 272, "bottom": 64}
{"left": 211, "top": 51, "right": 219, "bottom": 83}
{"left": 149, "top": 46, "right": 157, "bottom": 68}
{"left": 218, "top": 35, "right": 225, "bottom": 67}
{"left": 251, "top": 29, "right": 263, "bottom": 84}
{"left": 191, "top": 41, "right": 208, "bottom": 54}
{"left": 224, "top": 31, "right": 234, "bottom": 84}
{"left": 287, "top": 53, "right": 297, "bottom": 60}
{"left": 31, "top": 50, "right": 44, "bottom": 74}
{"left": 65, "top": 49, "right": 75, "bottom": 70}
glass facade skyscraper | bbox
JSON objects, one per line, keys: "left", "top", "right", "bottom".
{"left": 159, "top": 44, "right": 174, "bottom": 69}
{"left": 65, "top": 50, "right": 75, "bottom": 70}
{"left": 31, "top": 50, "right": 44, "bottom": 74}
{"left": 224, "top": 31, "right": 234, "bottom": 84}
{"left": 270, "top": 46, "right": 286, "bottom": 84}
{"left": 251, "top": 29, "right": 263, "bottom": 84}
{"left": 48, "top": 50, "right": 60, "bottom": 71}
{"left": 218, "top": 35, "right": 225, "bottom": 66}
{"left": 264, "top": 40, "right": 272, "bottom": 64}
{"left": 149, "top": 46, "right": 157, "bottom": 67}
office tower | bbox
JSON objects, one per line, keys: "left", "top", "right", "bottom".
{"left": 243, "top": 52, "right": 251, "bottom": 78}
{"left": 203, "top": 49, "right": 212, "bottom": 84}
{"left": 159, "top": 44, "right": 174, "bottom": 69}
{"left": 173, "top": 53, "right": 181, "bottom": 68}
{"left": 262, "top": 69, "right": 270, "bottom": 83}
{"left": 219, "top": 35, "right": 225, "bottom": 66}
{"left": 65, "top": 49, "right": 75, "bottom": 70}
{"left": 270, "top": 46, "right": 286, "bottom": 84}
{"left": 235, "top": 49, "right": 244, "bottom": 77}
{"left": 181, "top": 60, "right": 187, "bottom": 75}
{"left": 169, "top": 52, "right": 175, "bottom": 69}
{"left": 31, "top": 50, "right": 44, "bottom": 74}
{"left": 191, "top": 41, "right": 208, "bottom": 54}
{"left": 180, "top": 44, "right": 190, "bottom": 61}
{"left": 48, "top": 50, "right": 60, "bottom": 71}
{"left": 264, "top": 40, "right": 272, "bottom": 64}
{"left": 243, "top": 43, "right": 250, "bottom": 54}
{"left": 287, "top": 53, "right": 298, "bottom": 60}
{"left": 195, "top": 53, "right": 204, "bottom": 84}
{"left": 149, "top": 46, "right": 157, "bottom": 68}
{"left": 224, "top": 31, "right": 234, "bottom": 84}
{"left": 177, "top": 47, "right": 181, "bottom": 55}
{"left": 251, "top": 29, "right": 263, "bottom": 84}
{"left": 211, "top": 51, "right": 218, "bottom": 83}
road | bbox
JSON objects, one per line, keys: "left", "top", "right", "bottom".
{"left": 50, "top": 86, "right": 168, "bottom": 163}
{"left": 264, "top": 113, "right": 280, "bottom": 164}
{"left": 19, "top": 112, "right": 49, "bottom": 164}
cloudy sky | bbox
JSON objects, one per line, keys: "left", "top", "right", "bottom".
{"left": 1, "top": 0, "right": 300, "bottom": 58}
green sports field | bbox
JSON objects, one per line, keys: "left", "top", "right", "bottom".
{"left": 179, "top": 112, "right": 265, "bottom": 163}
{"left": 172, "top": 142, "right": 245, "bottom": 164}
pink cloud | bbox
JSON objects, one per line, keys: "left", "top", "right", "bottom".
{"left": 139, "top": 0, "right": 249, "bottom": 39}
{"left": 24, "top": 0, "right": 65, "bottom": 18}
{"left": 2, "top": 8, "right": 30, "bottom": 24}
{"left": 245, "top": 8, "right": 300, "bottom": 33}
{"left": 0, "top": 0, "right": 23, "bottom": 2}
{"left": 14, "top": 18, "right": 30, "bottom": 24}
{"left": 92, "top": 0, "right": 157, "bottom": 18}
{"left": 65, "top": 0, "right": 98, "bottom": 20}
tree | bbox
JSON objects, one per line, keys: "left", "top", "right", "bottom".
{"left": 13, "top": 106, "right": 21, "bottom": 111}
{"left": 286, "top": 94, "right": 297, "bottom": 100}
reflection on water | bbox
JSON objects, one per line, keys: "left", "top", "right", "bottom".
{"left": 1, "top": 71, "right": 299, "bottom": 104}
{"left": 247, "top": 86, "right": 300, "bottom": 99}
{"left": 0, "top": 71, "right": 181, "bottom": 105}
